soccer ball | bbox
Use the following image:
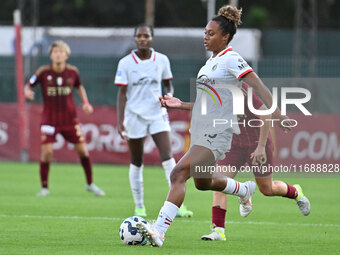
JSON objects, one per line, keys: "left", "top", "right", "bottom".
{"left": 119, "top": 216, "right": 149, "bottom": 245}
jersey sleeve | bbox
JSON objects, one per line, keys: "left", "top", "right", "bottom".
{"left": 226, "top": 52, "right": 253, "bottom": 80}
{"left": 28, "top": 69, "right": 43, "bottom": 87}
{"left": 161, "top": 55, "right": 173, "bottom": 80}
{"left": 114, "top": 59, "right": 128, "bottom": 86}
{"left": 74, "top": 69, "right": 81, "bottom": 88}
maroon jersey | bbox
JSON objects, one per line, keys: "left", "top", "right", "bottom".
{"left": 232, "top": 82, "right": 273, "bottom": 147}
{"left": 28, "top": 64, "right": 81, "bottom": 126}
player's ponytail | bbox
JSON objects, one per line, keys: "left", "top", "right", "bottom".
{"left": 212, "top": 5, "right": 242, "bottom": 44}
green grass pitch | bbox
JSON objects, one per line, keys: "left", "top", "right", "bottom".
{"left": 0, "top": 162, "right": 339, "bottom": 254}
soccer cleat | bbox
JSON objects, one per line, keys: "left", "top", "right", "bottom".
{"left": 134, "top": 207, "right": 147, "bottom": 217}
{"left": 36, "top": 188, "right": 50, "bottom": 197}
{"left": 239, "top": 181, "right": 256, "bottom": 217}
{"left": 201, "top": 228, "right": 226, "bottom": 241}
{"left": 136, "top": 222, "right": 164, "bottom": 247}
{"left": 293, "top": 184, "right": 311, "bottom": 216}
{"left": 86, "top": 183, "right": 105, "bottom": 196}
{"left": 176, "top": 205, "right": 193, "bottom": 218}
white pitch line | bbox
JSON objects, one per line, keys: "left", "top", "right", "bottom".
{"left": 0, "top": 214, "right": 339, "bottom": 228}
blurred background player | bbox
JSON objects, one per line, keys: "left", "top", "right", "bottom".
{"left": 201, "top": 83, "right": 311, "bottom": 241}
{"left": 114, "top": 24, "right": 193, "bottom": 217}
{"left": 24, "top": 40, "right": 105, "bottom": 197}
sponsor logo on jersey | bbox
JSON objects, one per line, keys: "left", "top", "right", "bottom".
{"left": 238, "top": 62, "right": 249, "bottom": 70}
{"left": 132, "top": 77, "right": 157, "bottom": 86}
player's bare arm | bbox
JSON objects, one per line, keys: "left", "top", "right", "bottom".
{"left": 159, "top": 95, "right": 193, "bottom": 110}
{"left": 116, "top": 86, "right": 128, "bottom": 140}
{"left": 76, "top": 85, "right": 93, "bottom": 114}
{"left": 242, "top": 72, "right": 292, "bottom": 132}
{"left": 24, "top": 84, "right": 35, "bottom": 100}
{"left": 251, "top": 104, "right": 271, "bottom": 163}
{"left": 163, "top": 79, "right": 174, "bottom": 97}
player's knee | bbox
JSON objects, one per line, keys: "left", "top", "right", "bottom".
{"left": 41, "top": 150, "right": 52, "bottom": 161}
{"left": 170, "top": 165, "right": 188, "bottom": 184}
{"left": 77, "top": 150, "right": 88, "bottom": 158}
{"left": 194, "top": 179, "right": 210, "bottom": 190}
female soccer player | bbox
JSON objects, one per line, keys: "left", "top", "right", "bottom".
{"left": 136, "top": 5, "right": 294, "bottom": 247}
{"left": 114, "top": 24, "right": 192, "bottom": 218}
{"left": 201, "top": 83, "right": 311, "bottom": 241}
{"left": 24, "top": 40, "right": 105, "bottom": 197}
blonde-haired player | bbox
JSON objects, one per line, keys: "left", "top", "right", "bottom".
{"left": 25, "top": 40, "right": 105, "bottom": 197}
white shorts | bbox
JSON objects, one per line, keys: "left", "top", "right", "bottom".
{"left": 123, "top": 112, "right": 171, "bottom": 139}
{"left": 190, "top": 131, "right": 233, "bottom": 161}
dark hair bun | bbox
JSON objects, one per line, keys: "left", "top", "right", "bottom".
{"left": 218, "top": 5, "right": 242, "bottom": 26}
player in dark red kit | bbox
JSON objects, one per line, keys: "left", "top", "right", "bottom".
{"left": 24, "top": 40, "right": 105, "bottom": 197}
{"left": 201, "top": 82, "right": 311, "bottom": 241}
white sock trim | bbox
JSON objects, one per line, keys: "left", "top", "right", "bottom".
{"left": 162, "top": 158, "right": 176, "bottom": 187}
{"left": 129, "top": 164, "right": 144, "bottom": 208}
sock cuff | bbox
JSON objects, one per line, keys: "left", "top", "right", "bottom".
{"left": 162, "top": 158, "right": 176, "bottom": 169}
{"left": 164, "top": 201, "right": 179, "bottom": 220}
{"left": 130, "top": 164, "right": 144, "bottom": 171}
{"left": 212, "top": 206, "right": 226, "bottom": 213}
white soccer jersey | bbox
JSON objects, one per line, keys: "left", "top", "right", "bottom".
{"left": 191, "top": 46, "right": 253, "bottom": 135}
{"left": 114, "top": 48, "right": 173, "bottom": 120}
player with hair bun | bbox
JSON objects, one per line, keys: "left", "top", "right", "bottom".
{"left": 136, "top": 5, "right": 310, "bottom": 247}
{"left": 25, "top": 40, "right": 105, "bottom": 197}
{"left": 114, "top": 24, "right": 193, "bottom": 218}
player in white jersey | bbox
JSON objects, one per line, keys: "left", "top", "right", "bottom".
{"left": 136, "top": 5, "right": 293, "bottom": 247}
{"left": 114, "top": 24, "right": 193, "bottom": 218}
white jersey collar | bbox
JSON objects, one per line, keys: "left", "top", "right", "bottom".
{"left": 131, "top": 48, "right": 156, "bottom": 64}
{"left": 209, "top": 46, "right": 233, "bottom": 61}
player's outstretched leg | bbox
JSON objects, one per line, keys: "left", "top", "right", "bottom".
{"left": 162, "top": 158, "right": 193, "bottom": 218}
{"left": 239, "top": 181, "right": 256, "bottom": 217}
{"left": 293, "top": 184, "right": 311, "bottom": 216}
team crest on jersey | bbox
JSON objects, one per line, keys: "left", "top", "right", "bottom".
{"left": 212, "top": 64, "right": 218, "bottom": 71}
{"left": 47, "top": 75, "right": 52, "bottom": 80}
{"left": 238, "top": 58, "right": 243, "bottom": 62}
{"left": 67, "top": 78, "right": 73, "bottom": 85}
{"left": 56, "top": 77, "right": 63, "bottom": 86}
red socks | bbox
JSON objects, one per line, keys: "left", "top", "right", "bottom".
{"left": 40, "top": 162, "right": 50, "bottom": 188}
{"left": 284, "top": 183, "right": 298, "bottom": 199}
{"left": 212, "top": 206, "right": 226, "bottom": 228}
{"left": 80, "top": 157, "right": 93, "bottom": 185}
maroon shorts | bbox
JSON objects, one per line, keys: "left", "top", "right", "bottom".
{"left": 219, "top": 141, "right": 274, "bottom": 177}
{"left": 40, "top": 124, "right": 84, "bottom": 144}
